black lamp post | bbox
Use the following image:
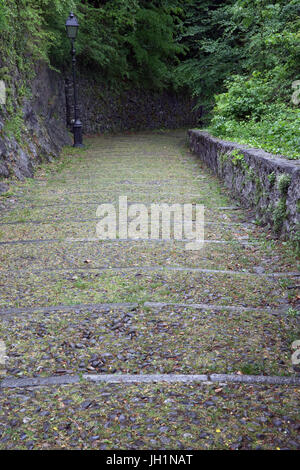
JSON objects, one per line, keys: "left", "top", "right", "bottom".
{"left": 65, "top": 12, "right": 83, "bottom": 147}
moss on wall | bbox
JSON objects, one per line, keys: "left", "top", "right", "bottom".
{"left": 189, "top": 130, "right": 299, "bottom": 244}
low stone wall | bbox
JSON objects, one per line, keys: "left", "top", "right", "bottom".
{"left": 188, "top": 130, "right": 300, "bottom": 243}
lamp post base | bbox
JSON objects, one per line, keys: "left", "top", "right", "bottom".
{"left": 73, "top": 119, "right": 83, "bottom": 148}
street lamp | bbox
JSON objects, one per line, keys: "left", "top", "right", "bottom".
{"left": 65, "top": 12, "right": 83, "bottom": 147}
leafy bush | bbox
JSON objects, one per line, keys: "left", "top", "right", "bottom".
{"left": 0, "top": 0, "right": 9, "bottom": 32}
{"left": 212, "top": 70, "right": 291, "bottom": 121}
{"left": 210, "top": 108, "right": 300, "bottom": 160}
{"left": 209, "top": 69, "right": 300, "bottom": 159}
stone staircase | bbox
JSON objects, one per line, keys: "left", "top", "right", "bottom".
{"left": 0, "top": 130, "right": 299, "bottom": 449}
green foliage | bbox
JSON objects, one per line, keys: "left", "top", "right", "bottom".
{"left": 273, "top": 198, "right": 287, "bottom": 233}
{"left": 3, "top": 109, "right": 25, "bottom": 143}
{"left": 176, "top": 0, "right": 300, "bottom": 101}
{"left": 1, "top": 0, "right": 299, "bottom": 161}
{"left": 177, "top": 0, "right": 300, "bottom": 159}
{"left": 212, "top": 70, "right": 291, "bottom": 121}
{"left": 230, "top": 149, "right": 245, "bottom": 167}
{"left": 286, "top": 307, "right": 299, "bottom": 317}
{"left": 208, "top": 69, "right": 300, "bottom": 159}
{"left": 209, "top": 101, "right": 300, "bottom": 160}
{"left": 0, "top": 1, "right": 186, "bottom": 91}
{"left": 278, "top": 173, "right": 291, "bottom": 195}
{"left": 124, "top": 6, "right": 185, "bottom": 88}
{"left": 174, "top": 0, "right": 246, "bottom": 104}
{"left": 268, "top": 172, "right": 276, "bottom": 186}
{"left": 0, "top": 0, "right": 9, "bottom": 32}
{"left": 0, "top": 0, "right": 187, "bottom": 143}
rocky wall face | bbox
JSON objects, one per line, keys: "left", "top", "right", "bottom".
{"left": 0, "top": 63, "right": 72, "bottom": 185}
{"left": 188, "top": 130, "right": 300, "bottom": 244}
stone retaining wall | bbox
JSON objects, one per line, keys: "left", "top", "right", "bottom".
{"left": 188, "top": 130, "right": 300, "bottom": 243}
{"left": 0, "top": 61, "right": 199, "bottom": 183}
{"left": 67, "top": 75, "right": 200, "bottom": 135}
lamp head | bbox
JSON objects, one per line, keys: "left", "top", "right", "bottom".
{"left": 65, "top": 12, "right": 79, "bottom": 39}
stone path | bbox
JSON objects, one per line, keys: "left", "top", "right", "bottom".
{"left": 0, "top": 130, "right": 299, "bottom": 449}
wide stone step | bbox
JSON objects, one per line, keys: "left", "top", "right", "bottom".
{"left": 0, "top": 217, "right": 258, "bottom": 243}
{"left": 0, "top": 380, "right": 299, "bottom": 449}
{"left": 0, "top": 267, "right": 291, "bottom": 309}
{"left": 1, "top": 302, "right": 298, "bottom": 379}
{"left": 0, "top": 239, "right": 297, "bottom": 273}
{"left": 0, "top": 204, "right": 245, "bottom": 226}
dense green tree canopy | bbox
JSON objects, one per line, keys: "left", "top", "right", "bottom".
{"left": 1, "top": 0, "right": 299, "bottom": 93}
{"left": 0, "top": 0, "right": 186, "bottom": 89}
{"left": 0, "top": 0, "right": 299, "bottom": 157}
